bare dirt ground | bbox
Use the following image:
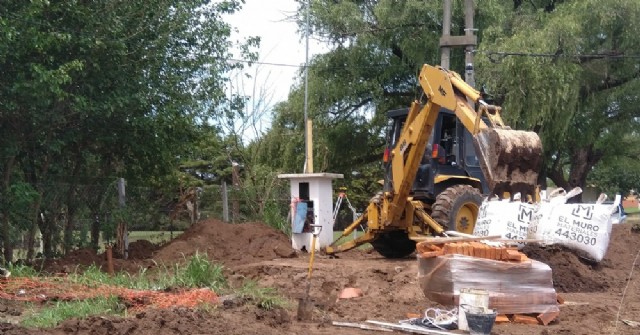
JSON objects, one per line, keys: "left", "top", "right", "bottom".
{"left": 1, "top": 219, "right": 640, "bottom": 335}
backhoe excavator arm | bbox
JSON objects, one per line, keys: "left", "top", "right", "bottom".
{"left": 326, "top": 64, "right": 542, "bottom": 255}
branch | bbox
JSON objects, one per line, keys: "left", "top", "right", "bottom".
{"left": 382, "top": 90, "right": 414, "bottom": 98}
{"left": 592, "top": 72, "right": 639, "bottom": 92}
{"left": 328, "top": 98, "right": 373, "bottom": 122}
{"left": 547, "top": 154, "right": 569, "bottom": 190}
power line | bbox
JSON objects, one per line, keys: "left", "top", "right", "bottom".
{"left": 230, "top": 50, "right": 640, "bottom": 69}
{"left": 480, "top": 50, "right": 640, "bottom": 63}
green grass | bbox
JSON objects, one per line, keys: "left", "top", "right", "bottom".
{"left": 172, "top": 252, "right": 227, "bottom": 290}
{"left": 625, "top": 207, "right": 640, "bottom": 215}
{"left": 333, "top": 230, "right": 373, "bottom": 251}
{"left": 67, "top": 264, "right": 155, "bottom": 290}
{"left": 236, "top": 280, "right": 288, "bottom": 310}
{"left": 6, "top": 263, "right": 39, "bottom": 277}
{"left": 64, "top": 252, "right": 227, "bottom": 292}
{"left": 21, "top": 296, "right": 124, "bottom": 328}
{"left": 14, "top": 253, "right": 287, "bottom": 328}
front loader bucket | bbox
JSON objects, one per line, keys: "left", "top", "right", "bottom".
{"left": 473, "top": 128, "right": 542, "bottom": 199}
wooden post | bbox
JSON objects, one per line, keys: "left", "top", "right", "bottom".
{"left": 306, "top": 119, "right": 314, "bottom": 173}
{"left": 232, "top": 162, "right": 240, "bottom": 223}
{"left": 105, "top": 244, "right": 114, "bottom": 275}
{"left": 117, "top": 178, "right": 128, "bottom": 260}
{"left": 222, "top": 181, "right": 229, "bottom": 222}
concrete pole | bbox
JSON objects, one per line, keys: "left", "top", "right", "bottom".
{"left": 440, "top": 0, "right": 452, "bottom": 69}
{"left": 464, "top": 0, "right": 476, "bottom": 87}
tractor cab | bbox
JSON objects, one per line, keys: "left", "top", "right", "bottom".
{"left": 384, "top": 108, "right": 489, "bottom": 203}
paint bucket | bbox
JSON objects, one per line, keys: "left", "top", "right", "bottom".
{"left": 458, "top": 288, "right": 489, "bottom": 331}
{"left": 465, "top": 308, "right": 497, "bottom": 335}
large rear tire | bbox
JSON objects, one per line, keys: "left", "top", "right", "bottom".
{"left": 371, "top": 230, "right": 416, "bottom": 258}
{"left": 431, "top": 185, "right": 482, "bottom": 234}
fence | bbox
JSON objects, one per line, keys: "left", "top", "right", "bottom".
{"left": 7, "top": 177, "right": 293, "bottom": 261}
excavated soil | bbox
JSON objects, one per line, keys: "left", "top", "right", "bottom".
{"left": 3, "top": 219, "right": 640, "bottom": 335}
{"left": 151, "top": 220, "right": 298, "bottom": 266}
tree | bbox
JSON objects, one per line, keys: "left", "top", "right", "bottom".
{"left": 588, "top": 135, "right": 640, "bottom": 196}
{"left": 261, "top": 0, "right": 457, "bottom": 171}
{"left": 0, "top": 0, "right": 250, "bottom": 262}
{"left": 475, "top": 0, "right": 640, "bottom": 195}
{"left": 269, "top": 0, "right": 640, "bottom": 207}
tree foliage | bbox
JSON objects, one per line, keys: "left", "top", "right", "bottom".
{"left": 261, "top": 0, "right": 640, "bottom": 208}
{"left": 476, "top": 0, "right": 640, "bottom": 193}
{"left": 0, "top": 0, "right": 250, "bottom": 262}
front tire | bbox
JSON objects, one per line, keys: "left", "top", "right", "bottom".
{"left": 431, "top": 185, "right": 482, "bottom": 234}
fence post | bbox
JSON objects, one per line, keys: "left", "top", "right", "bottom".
{"left": 232, "top": 162, "right": 240, "bottom": 223}
{"left": 222, "top": 182, "right": 229, "bottom": 222}
{"left": 117, "top": 178, "right": 128, "bottom": 260}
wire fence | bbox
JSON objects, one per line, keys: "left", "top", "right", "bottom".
{"left": 8, "top": 178, "right": 294, "bottom": 260}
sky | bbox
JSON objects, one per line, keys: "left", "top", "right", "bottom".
{"left": 224, "top": 0, "right": 328, "bottom": 105}
{"left": 222, "top": 0, "right": 329, "bottom": 139}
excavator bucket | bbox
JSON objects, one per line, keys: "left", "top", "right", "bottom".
{"left": 473, "top": 127, "right": 542, "bottom": 199}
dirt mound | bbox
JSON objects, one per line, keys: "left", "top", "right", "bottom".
{"left": 37, "top": 248, "right": 103, "bottom": 274}
{"left": 127, "top": 240, "right": 158, "bottom": 260}
{"left": 522, "top": 244, "right": 610, "bottom": 292}
{"left": 35, "top": 247, "right": 153, "bottom": 275}
{"left": 151, "top": 219, "right": 298, "bottom": 266}
{"left": 522, "top": 223, "right": 640, "bottom": 293}
{"left": 34, "top": 220, "right": 296, "bottom": 273}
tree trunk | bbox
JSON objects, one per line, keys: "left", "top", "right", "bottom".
{"left": 26, "top": 223, "right": 37, "bottom": 261}
{"left": 37, "top": 213, "right": 54, "bottom": 259}
{"left": 91, "top": 213, "right": 101, "bottom": 251}
{"left": 63, "top": 162, "right": 82, "bottom": 254}
{"left": 26, "top": 197, "right": 43, "bottom": 261}
{"left": 63, "top": 207, "right": 77, "bottom": 254}
{"left": 1, "top": 213, "right": 12, "bottom": 264}
{"left": 548, "top": 145, "right": 603, "bottom": 203}
{"left": 1, "top": 155, "right": 16, "bottom": 264}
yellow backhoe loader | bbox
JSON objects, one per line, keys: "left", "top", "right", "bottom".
{"left": 326, "top": 64, "right": 542, "bottom": 257}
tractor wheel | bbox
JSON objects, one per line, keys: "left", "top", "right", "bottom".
{"left": 431, "top": 185, "right": 482, "bottom": 234}
{"left": 371, "top": 230, "right": 416, "bottom": 258}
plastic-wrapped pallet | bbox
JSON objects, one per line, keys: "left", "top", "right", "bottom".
{"left": 418, "top": 254, "right": 559, "bottom": 315}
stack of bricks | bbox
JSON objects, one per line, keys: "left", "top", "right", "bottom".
{"left": 416, "top": 241, "right": 529, "bottom": 262}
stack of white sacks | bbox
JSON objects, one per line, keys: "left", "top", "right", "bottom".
{"left": 473, "top": 188, "right": 620, "bottom": 262}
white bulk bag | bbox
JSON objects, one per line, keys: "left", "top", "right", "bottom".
{"left": 473, "top": 194, "right": 537, "bottom": 249}
{"left": 528, "top": 187, "right": 582, "bottom": 240}
{"left": 530, "top": 193, "right": 619, "bottom": 262}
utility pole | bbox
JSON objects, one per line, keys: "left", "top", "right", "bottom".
{"left": 303, "top": 0, "right": 311, "bottom": 173}
{"left": 463, "top": 0, "right": 476, "bottom": 87}
{"left": 439, "top": 0, "right": 477, "bottom": 86}
{"left": 440, "top": 0, "right": 452, "bottom": 69}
